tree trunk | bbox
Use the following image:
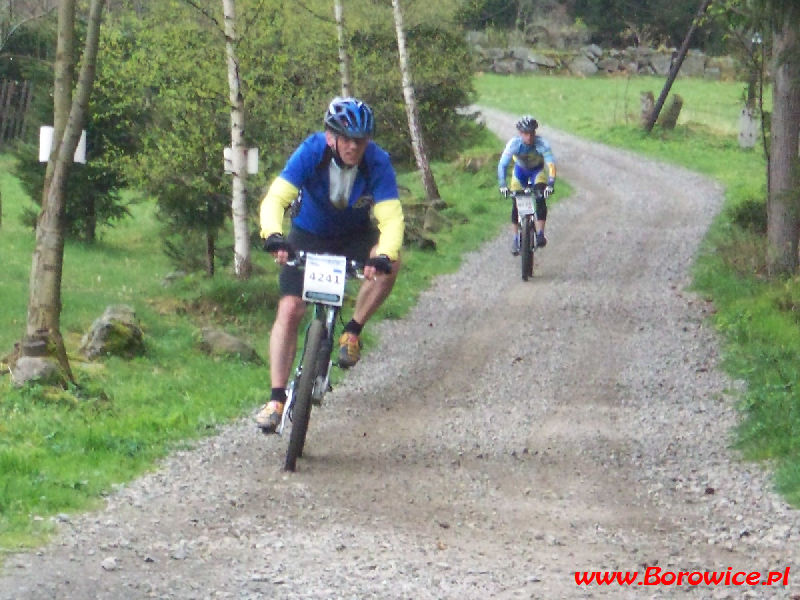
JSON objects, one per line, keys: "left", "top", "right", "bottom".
{"left": 50, "top": 0, "right": 75, "bottom": 173}
{"left": 333, "top": 0, "right": 351, "bottom": 97}
{"left": 644, "top": 0, "right": 711, "bottom": 132}
{"left": 206, "top": 229, "right": 216, "bottom": 277}
{"left": 390, "top": 0, "right": 441, "bottom": 205}
{"left": 85, "top": 194, "right": 96, "bottom": 241}
{"left": 22, "top": 0, "right": 104, "bottom": 385}
{"left": 766, "top": 5, "right": 800, "bottom": 276}
{"left": 223, "top": 0, "right": 251, "bottom": 279}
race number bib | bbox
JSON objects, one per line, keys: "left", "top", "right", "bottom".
{"left": 302, "top": 253, "right": 347, "bottom": 306}
{"left": 515, "top": 195, "right": 535, "bottom": 217}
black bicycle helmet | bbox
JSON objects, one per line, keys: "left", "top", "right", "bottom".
{"left": 516, "top": 115, "right": 538, "bottom": 133}
{"left": 324, "top": 97, "right": 375, "bottom": 139}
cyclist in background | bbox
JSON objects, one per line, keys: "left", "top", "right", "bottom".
{"left": 497, "top": 115, "right": 556, "bottom": 255}
{"left": 256, "top": 97, "right": 405, "bottom": 433}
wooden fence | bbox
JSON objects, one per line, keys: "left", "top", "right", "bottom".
{"left": 0, "top": 79, "right": 33, "bottom": 148}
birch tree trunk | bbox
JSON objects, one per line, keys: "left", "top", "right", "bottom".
{"left": 223, "top": 0, "right": 251, "bottom": 279}
{"left": 21, "top": 0, "right": 104, "bottom": 385}
{"left": 766, "top": 4, "right": 800, "bottom": 275}
{"left": 390, "top": 0, "right": 441, "bottom": 205}
{"left": 333, "top": 0, "right": 351, "bottom": 97}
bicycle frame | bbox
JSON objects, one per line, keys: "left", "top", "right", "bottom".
{"left": 511, "top": 188, "right": 542, "bottom": 281}
{"left": 279, "top": 300, "right": 339, "bottom": 435}
{"left": 276, "top": 251, "right": 363, "bottom": 471}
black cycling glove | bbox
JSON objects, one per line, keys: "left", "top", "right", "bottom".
{"left": 366, "top": 254, "right": 392, "bottom": 274}
{"left": 263, "top": 233, "right": 293, "bottom": 254}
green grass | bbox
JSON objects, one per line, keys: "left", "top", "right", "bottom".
{"left": 1, "top": 160, "right": 273, "bottom": 547}
{"left": 477, "top": 72, "right": 800, "bottom": 506}
{"left": 0, "top": 126, "right": 527, "bottom": 551}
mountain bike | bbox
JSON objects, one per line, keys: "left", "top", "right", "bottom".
{"left": 277, "top": 251, "right": 363, "bottom": 472}
{"left": 509, "top": 187, "right": 544, "bottom": 281}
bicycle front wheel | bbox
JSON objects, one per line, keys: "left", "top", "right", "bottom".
{"left": 284, "top": 318, "right": 326, "bottom": 472}
{"left": 521, "top": 216, "right": 534, "bottom": 281}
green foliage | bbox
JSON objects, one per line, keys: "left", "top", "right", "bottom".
{"left": 85, "top": 0, "right": 475, "bottom": 273}
{"left": 570, "top": 0, "right": 726, "bottom": 50}
{"left": 104, "top": 5, "right": 231, "bottom": 260}
{"left": 0, "top": 12, "right": 54, "bottom": 80}
{"left": 727, "top": 195, "right": 767, "bottom": 235}
{"left": 455, "top": 0, "right": 518, "bottom": 29}
{"left": 8, "top": 11, "right": 135, "bottom": 242}
{"left": 350, "top": 23, "right": 476, "bottom": 165}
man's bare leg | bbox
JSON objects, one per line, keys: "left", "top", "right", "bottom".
{"left": 269, "top": 295, "right": 307, "bottom": 388}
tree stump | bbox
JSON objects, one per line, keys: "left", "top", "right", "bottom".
{"left": 658, "top": 94, "right": 683, "bottom": 130}
{"left": 640, "top": 91, "right": 654, "bottom": 128}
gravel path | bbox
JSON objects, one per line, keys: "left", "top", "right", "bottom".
{"left": 2, "top": 107, "right": 799, "bottom": 600}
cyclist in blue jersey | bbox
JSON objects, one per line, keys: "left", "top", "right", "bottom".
{"left": 498, "top": 115, "right": 556, "bottom": 255}
{"left": 256, "top": 97, "right": 405, "bottom": 433}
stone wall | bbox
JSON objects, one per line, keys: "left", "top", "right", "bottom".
{"left": 469, "top": 33, "right": 741, "bottom": 81}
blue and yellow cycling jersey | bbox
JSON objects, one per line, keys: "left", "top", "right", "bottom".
{"left": 259, "top": 132, "right": 404, "bottom": 260}
{"left": 497, "top": 135, "right": 556, "bottom": 187}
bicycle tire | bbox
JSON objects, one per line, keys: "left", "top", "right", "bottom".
{"left": 521, "top": 216, "right": 534, "bottom": 281}
{"left": 284, "top": 318, "right": 325, "bottom": 472}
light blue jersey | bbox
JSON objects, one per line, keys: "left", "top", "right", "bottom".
{"left": 497, "top": 135, "right": 556, "bottom": 187}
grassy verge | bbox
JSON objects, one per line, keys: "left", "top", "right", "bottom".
{"left": 0, "top": 125, "right": 529, "bottom": 550}
{"left": 476, "top": 72, "right": 800, "bottom": 506}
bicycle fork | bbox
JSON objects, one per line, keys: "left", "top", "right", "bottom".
{"left": 277, "top": 305, "right": 338, "bottom": 435}
{"left": 312, "top": 307, "right": 338, "bottom": 404}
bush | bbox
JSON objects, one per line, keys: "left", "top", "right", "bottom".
{"left": 727, "top": 195, "right": 767, "bottom": 235}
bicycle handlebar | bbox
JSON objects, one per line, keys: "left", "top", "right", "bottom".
{"left": 286, "top": 250, "right": 365, "bottom": 279}
{"left": 504, "top": 187, "right": 545, "bottom": 199}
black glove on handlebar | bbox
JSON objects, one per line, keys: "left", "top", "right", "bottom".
{"left": 366, "top": 254, "right": 392, "bottom": 274}
{"left": 263, "top": 233, "right": 293, "bottom": 254}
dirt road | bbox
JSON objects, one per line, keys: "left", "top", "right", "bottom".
{"left": 2, "top": 107, "right": 799, "bottom": 599}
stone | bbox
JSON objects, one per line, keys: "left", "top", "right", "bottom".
{"left": 198, "top": 328, "right": 263, "bottom": 364}
{"left": 649, "top": 53, "right": 673, "bottom": 76}
{"left": 529, "top": 53, "right": 557, "bottom": 69}
{"left": 80, "top": 304, "right": 145, "bottom": 360}
{"left": 492, "top": 58, "right": 522, "bottom": 74}
{"left": 597, "top": 57, "right": 621, "bottom": 73}
{"left": 568, "top": 55, "right": 598, "bottom": 77}
{"left": 10, "top": 356, "right": 64, "bottom": 386}
{"left": 423, "top": 207, "right": 451, "bottom": 234}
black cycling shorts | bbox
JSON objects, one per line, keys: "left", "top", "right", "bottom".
{"left": 510, "top": 183, "right": 548, "bottom": 223}
{"left": 279, "top": 225, "right": 379, "bottom": 297}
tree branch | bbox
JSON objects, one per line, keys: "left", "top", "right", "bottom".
{"left": 0, "top": 5, "right": 56, "bottom": 53}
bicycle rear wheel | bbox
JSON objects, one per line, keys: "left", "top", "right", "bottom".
{"left": 284, "top": 318, "right": 326, "bottom": 472}
{"left": 520, "top": 216, "right": 534, "bottom": 281}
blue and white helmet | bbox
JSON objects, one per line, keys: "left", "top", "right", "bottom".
{"left": 324, "top": 97, "right": 375, "bottom": 138}
{"left": 516, "top": 115, "right": 538, "bottom": 133}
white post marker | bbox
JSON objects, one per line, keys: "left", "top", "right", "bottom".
{"left": 39, "top": 125, "right": 87, "bottom": 163}
{"left": 223, "top": 147, "right": 259, "bottom": 174}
